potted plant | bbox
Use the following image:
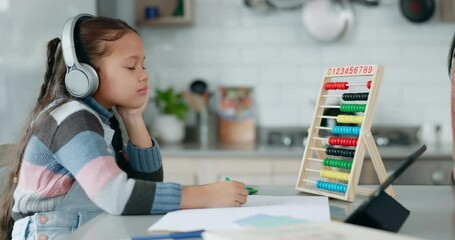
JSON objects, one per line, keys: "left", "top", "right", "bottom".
{"left": 153, "top": 87, "right": 189, "bottom": 144}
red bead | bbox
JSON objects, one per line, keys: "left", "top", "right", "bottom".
{"left": 324, "top": 82, "right": 331, "bottom": 90}
{"left": 342, "top": 82, "right": 348, "bottom": 90}
{"left": 367, "top": 80, "right": 372, "bottom": 89}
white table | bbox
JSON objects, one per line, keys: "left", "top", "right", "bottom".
{"left": 64, "top": 185, "right": 454, "bottom": 240}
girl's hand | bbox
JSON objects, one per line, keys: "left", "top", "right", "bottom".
{"left": 181, "top": 181, "right": 249, "bottom": 209}
{"left": 116, "top": 91, "right": 153, "bottom": 148}
{"left": 117, "top": 91, "right": 149, "bottom": 120}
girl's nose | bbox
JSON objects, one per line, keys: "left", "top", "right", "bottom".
{"left": 140, "top": 70, "right": 148, "bottom": 82}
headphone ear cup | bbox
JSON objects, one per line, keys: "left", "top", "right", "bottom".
{"left": 65, "top": 63, "right": 99, "bottom": 98}
{"left": 80, "top": 63, "right": 99, "bottom": 96}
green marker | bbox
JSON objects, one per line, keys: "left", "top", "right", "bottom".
{"left": 225, "top": 177, "right": 258, "bottom": 195}
{"left": 246, "top": 187, "right": 258, "bottom": 195}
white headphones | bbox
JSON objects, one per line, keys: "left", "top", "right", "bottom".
{"left": 61, "top": 13, "right": 99, "bottom": 98}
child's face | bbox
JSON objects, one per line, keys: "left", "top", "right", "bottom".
{"left": 94, "top": 31, "right": 149, "bottom": 109}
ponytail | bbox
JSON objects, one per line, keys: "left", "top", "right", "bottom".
{"left": 38, "top": 37, "right": 69, "bottom": 103}
{"left": 0, "top": 37, "right": 69, "bottom": 240}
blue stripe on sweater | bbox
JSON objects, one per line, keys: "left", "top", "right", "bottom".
{"left": 54, "top": 131, "right": 111, "bottom": 175}
{"left": 127, "top": 138, "right": 162, "bottom": 173}
{"left": 23, "top": 136, "right": 70, "bottom": 176}
{"left": 151, "top": 182, "right": 182, "bottom": 214}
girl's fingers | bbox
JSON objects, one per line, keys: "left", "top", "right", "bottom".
{"left": 229, "top": 180, "right": 246, "bottom": 189}
{"left": 238, "top": 188, "right": 249, "bottom": 197}
{"left": 235, "top": 195, "right": 248, "bottom": 205}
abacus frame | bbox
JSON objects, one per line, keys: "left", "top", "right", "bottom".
{"left": 295, "top": 64, "right": 394, "bottom": 202}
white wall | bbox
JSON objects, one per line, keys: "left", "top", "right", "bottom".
{"left": 1, "top": 0, "right": 454, "bottom": 144}
{"left": 127, "top": 0, "right": 453, "bottom": 141}
{"left": 0, "top": 0, "right": 96, "bottom": 144}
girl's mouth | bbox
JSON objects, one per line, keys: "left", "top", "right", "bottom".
{"left": 138, "top": 86, "right": 148, "bottom": 93}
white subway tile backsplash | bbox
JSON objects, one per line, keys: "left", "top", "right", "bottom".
{"left": 281, "top": 86, "right": 318, "bottom": 105}
{"left": 219, "top": 66, "right": 260, "bottom": 85}
{"left": 258, "top": 26, "right": 300, "bottom": 43}
{"left": 280, "top": 47, "right": 322, "bottom": 65}
{"left": 2, "top": 0, "right": 454, "bottom": 143}
{"left": 422, "top": 105, "right": 451, "bottom": 123}
{"left": 127, "top": 1, "right": 455, "bottom": 132}
{"left": 242, "top": 47, "right": 281, "bottom": 65}
{"left": 257, "top": 104, "right": 300, "bottom": 126}
{"left": 255, "top": 85, "right": 283, "bottom": 105}
{"left": 258, "top": 66, "right": 303, "bottom": 84}
{"left": 223, "top": 27, "right": 259, "bottom": 43}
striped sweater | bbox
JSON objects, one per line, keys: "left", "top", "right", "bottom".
{"left": 12, "top": 97, "right": 181, "bottom": 219}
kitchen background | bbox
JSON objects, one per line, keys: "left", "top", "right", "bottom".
{"left": 124, "top": 0, "right": 453, "bottom": 141}
{"left": 0, "top": 0, "right": 454, "bottom": 186}
{"left": 0, "top": 0, "right": 454, "bottom": 144}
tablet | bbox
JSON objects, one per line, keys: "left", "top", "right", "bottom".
{"left": 344, "top": 144, "right": 427, "bottom": 232}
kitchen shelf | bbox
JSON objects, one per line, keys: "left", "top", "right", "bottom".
{"left": 135, "top": 0, "right": 193, "bottom": 26}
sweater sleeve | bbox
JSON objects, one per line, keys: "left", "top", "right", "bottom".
{"left": 49, "top": 106, "right": 181, "bottom": 215}
{"left": 127, "top": 138, "right": 162, "bottom": 173}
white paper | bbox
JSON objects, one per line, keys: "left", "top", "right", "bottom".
{"left": 202, "top": 221, "right": 420, "bottom": 240}
{"left": 148, "top": 195, "right": 330, "bottom": 232}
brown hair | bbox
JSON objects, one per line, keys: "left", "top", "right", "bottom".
{"left": 449, "top": 33, "right": 455, "bottom": 79}
{"left": 0, "top": 16, "right": 137, "bottom": 240}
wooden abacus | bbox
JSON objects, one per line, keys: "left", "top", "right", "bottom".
{"left": 296, "top": 64, "right": 394, "bottom": 202}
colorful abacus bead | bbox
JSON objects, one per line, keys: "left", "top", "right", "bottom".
{"left": 320, "top": 169, "right": 350, "bottom": 181}
{"left": 366, "top": 80, "right": 372, "bottom": 89}
{"left": 324, "top": 82, "right": 348, "bottom": 90}
{"left": 336, "top": 115, "right": 363, "bottom": 124}
{"left": 342, "top": 92, "right": 369, "bottom": 101}
{"left": 328, "top": 137, "right": 358, "bottom": 147}
{"left": 316, "top": 180, "right": 347, "bottom": 193}
{"left": 323, "top": 158, "right": 353, "bottom": 169}
{"left": 340, "top": 104, "right": 366, "bottom": 113}
{"left": 332, "top": 126, "right": 361, "bottom": 135}
{"left": 326, "top": 147, "right": 355, "bottom": 158}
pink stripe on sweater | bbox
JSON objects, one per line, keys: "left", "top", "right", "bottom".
{"left": 76, "top": 155, "right": 123, "bottom": 200}
{"left": 19, "top": 161, "right": 74, "bottom": 197}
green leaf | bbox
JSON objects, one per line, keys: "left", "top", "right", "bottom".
{"left": 154, "top": 87, "right": 189, "bottom": 121}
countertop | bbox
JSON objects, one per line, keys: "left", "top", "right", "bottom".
{"left": 159, "top": 142, "right": 452, "bottom": 160}
{"left": 64, "top": 185, "right": 455, "bottom": 240}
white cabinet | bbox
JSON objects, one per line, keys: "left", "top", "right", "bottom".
{"left": 272, "top": 159, "right": 302, "bottom": 185}
{"left": 199, "top": 158, "right": 274, "bottom": 185}
{"left": 162, "top": 156, "right": 302, "bottom": 186}
{"left": 162, "top": 157, "right": 200, "bottom": 185}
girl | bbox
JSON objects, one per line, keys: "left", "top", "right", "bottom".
{"left": 0, "top": 14, "right": 248, "bottom": 240}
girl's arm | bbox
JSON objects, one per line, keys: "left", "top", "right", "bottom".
{"left": 109, "top": 113, "right": 162, "bottom": 181}
{"left": 116, "top": 90, "right": 152, "bottom": 148}
{"left": 181, "top": 181, "right": 249, "bottom": 208}
{"left": 43, "top": 103, "right": 180, "bottom": 215}
{"left": 50, "top": 107, "right": 247, "bottom": 214}
{"left": 115, "top": 94, "right": 164, "bottom": 181}
{"left": 120, "top": 114, "right": 153, "bottom": 148}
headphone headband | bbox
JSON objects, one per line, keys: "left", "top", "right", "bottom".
{"left": 61, "top": 13, "right": 99, "bottom": 98}
{"left": 61, "top": 13, "right": 94, "bottom": 68}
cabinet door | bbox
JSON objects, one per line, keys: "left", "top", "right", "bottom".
{"left": 272, "top": 159, "right": 301, "bottom": 185}
{"left": 360, "top": 159, "right": 452, "bottom": 185}
{"left": 199, "top": 158, "right": 274, "bottom": 185}
{"left": 162, "top": 157, "right": 199, "bottom": 185}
